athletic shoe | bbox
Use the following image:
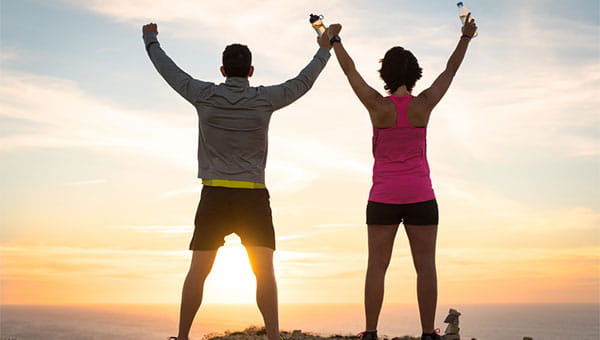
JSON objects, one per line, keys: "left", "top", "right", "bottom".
{"left": 421, "top": 329, "right": 442, "bottom": 340}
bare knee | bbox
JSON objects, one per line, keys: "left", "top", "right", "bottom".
{"left": 187, "top": 250, "right": 217, "bottom": 279}
{"left": 251, "top": 262, "right": 275, "bottom": 281}
{"left": 413, "top": 257, "right": 436, "bottom": 276}
{"left": 187, "top": 264, "right": 211, "bottom": 281}
{"left": 188, "top": 259, "right": 215, "bottom": 280}
{"left": 367, "top": 254, "right": 392, "bottom": 276}
{"left": 246, "top": 246, "right": 275, "bottom": 281}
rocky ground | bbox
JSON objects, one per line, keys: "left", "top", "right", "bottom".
{"left": 204, "top": 327, "right": 421, "bottom": 340}
{"left": 203, "top": 326, "right": 535, "bottom": 340}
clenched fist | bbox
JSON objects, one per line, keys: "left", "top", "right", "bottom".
{"left": 461, "top": 13, "right": 477, "bottom": 38}
{"left": 327, "top": 23, "right": 342, "bottom": 37}
{"left": 142, "top": 23, "right": 158, "bottom": 35}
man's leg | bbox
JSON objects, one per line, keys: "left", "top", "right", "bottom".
{"left": 365, "top": 224, "right": 399, "bottom": 331}
{"left": 245, "top": 246, "right": 279, "bottom": 340}
{"left": 177, "top": 250, "right": 218, "bottom": 340}
{"left": 405, "top": 224, "right": 438, "bottom": 334}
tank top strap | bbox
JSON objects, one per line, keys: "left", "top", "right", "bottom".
{"left": 388, "top": 94, "right": 413, "bottom": 128}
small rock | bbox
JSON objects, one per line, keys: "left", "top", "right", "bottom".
{"left": 444, "top": 324, "right": 460, "bottom": 335}
{"left": 443, "top": 335, "right": 460, "bottom": 340}
{"left": 443, "top": 308, "right": 461, "bottom": 326}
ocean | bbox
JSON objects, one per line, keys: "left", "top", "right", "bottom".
{"left": 0, "top": 304, "right": 597, "bottom": 340}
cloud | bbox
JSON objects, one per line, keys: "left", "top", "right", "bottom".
{"left": 0, "top": 72, "right": 197, "bottom": 168}
{"left": 313, "top": 223, "right": 364, "bottom": 228}
{"left": 2, "top": 242, "right": 597, "bottom": 304}
{"left": 62, "top": 179, "right": 108, "bottom": 186}
{"left": 0, "top": 48, "right": 19, "bottom": 63}
{"left": 275, "top": 234, "right": 307, "bottom": 241}
{"left": 0, "top": 246, "right": 189, "bottom": 281}
{"left": 159, "top": 185, "right": 202, "bottom": 199}
{"left": 63, "top": 0, "right": 348, "bottom": 70}
{"left": 115, "top": 225, "right": 193, "bottom": 234}
{"left": 452, "top": 63, "right": 599, "bottom": 159}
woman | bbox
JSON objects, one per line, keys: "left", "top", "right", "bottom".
{"left": 326, "top": 14, "right": 477, "bottom": 340}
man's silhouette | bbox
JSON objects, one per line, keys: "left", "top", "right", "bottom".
{"left": 142, "top": 22, "right": 333, "bottom": 340}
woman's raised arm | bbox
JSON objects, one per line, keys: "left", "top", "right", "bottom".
{"left": 409, "top": 13, "right": 478, "bottom": 127}
{"left": 329, "top": 24, "right": 397, "bottom": 128}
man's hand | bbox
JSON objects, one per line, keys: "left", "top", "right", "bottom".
{"left": 317, "top": 31, "right": 331, "bottom": 49}
{"left": 317, "top": 23, "right": 342, "bottom": 50}
{"left": 143, "top": 23, "right": 158, "bottom": 35}
{"left": 462, "top": 13, "right": 477, "bottom": 38}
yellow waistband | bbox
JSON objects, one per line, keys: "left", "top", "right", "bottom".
{"left": 202, "top": 179, "right": 266, "bottom": 189}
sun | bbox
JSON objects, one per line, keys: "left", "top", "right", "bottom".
{"left": 203, "top": 235, "right": 258, "bottom": 304}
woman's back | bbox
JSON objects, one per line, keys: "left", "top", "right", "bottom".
{"left": 369, "top": 94, "right": 435, "bottom": 204}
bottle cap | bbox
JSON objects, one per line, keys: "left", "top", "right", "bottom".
{"left": 456, "top": 2, "right": 464, "bottom": 7}
{"left": 309, "top": 14, "right": 323, "bottom": 23}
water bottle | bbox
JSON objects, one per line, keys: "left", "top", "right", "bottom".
{"left": 309, "top": 14, "right": 326, "bottom": 37}
{"left": 457, "top": 2, "right": 478, "bottom": 37}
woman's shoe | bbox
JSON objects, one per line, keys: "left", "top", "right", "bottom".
{"left": 357, "top": 331, "right": 378, "bottom": 340}
{"left": 421, "top": 329, "right": 442, "bottom": 340}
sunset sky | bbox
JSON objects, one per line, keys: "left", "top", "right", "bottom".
{"left": 1, "top": 0, "right": 598, "bottom": 306}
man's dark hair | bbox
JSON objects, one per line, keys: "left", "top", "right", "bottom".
{"left": 378, "top": 46, "right": 422, "bottom": 93}
{"left": 222, "top": 44, "right": 252, "bottom": 78}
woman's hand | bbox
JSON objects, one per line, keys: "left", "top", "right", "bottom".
{"left": 462, "top": 13, "right": 477, "bottom": 38}
{"left": 328, "top": 23, "right": 342, "bottom": 37}
{"left": 317, "top": 24, "right": 343, "bottom": 50}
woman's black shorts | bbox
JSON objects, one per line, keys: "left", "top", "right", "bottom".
{"left": 189, "top": 186, "right": 275, "bottom": 250}
{"left": 366, "top": 199, "right": 439, "bottom": 226}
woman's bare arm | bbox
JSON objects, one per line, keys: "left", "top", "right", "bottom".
{"left": 409, "top": 13, "right": 478, "bottom": 127}
{"left": 329, "top": 24, "right": 396, "bottom": 128}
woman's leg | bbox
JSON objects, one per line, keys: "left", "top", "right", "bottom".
{"left": 405, "top": 224, "right": 438, "bottom": 333}
{"left": 365, "top": 224, "right": 399, "bottom": 331}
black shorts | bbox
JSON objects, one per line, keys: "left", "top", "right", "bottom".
{"left": 190, "top": 186, "right": 275, "bottom": 250}
{"left": 366, "top": 199, "right": 439, "bottom": 225}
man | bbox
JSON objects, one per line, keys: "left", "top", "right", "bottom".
{"left": 142, "top": 22, "right": 334, "bottom": 340}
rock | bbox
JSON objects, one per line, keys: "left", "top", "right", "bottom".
{"left": 205, "top": 328, "right": 422, "bottom": 340}
{"left": 443, "top": 308, "right": 461, "bottom": 326}
{"left": 444, "top": 324, "right": 460, "bottom": 335}
{"left": 443, "top": 335, "right": 460, "bottom": 340}
{"left": 443, "top": 308, "right": 462, "bottom": 340}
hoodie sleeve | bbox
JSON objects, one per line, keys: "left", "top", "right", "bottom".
{"left": 143, "top": 32, "right": 213, "bottom": 103}
{"left": 261, "top": 47, "right": 330, "bottom": 111}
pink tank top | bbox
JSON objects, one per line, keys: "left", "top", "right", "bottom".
{"left": 368, "top": 94, "right": 435, "bottom": 204}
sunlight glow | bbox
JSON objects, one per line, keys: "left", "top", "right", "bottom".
{"left": 203, "top": 236, "right": 257, "bottom": 304}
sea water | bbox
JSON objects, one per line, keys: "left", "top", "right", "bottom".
{"left": 1, "top": 304, "right": 598, "bottom": 340}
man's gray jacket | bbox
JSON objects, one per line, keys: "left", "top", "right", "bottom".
{"left": 143, "top": 32, "right": 330, "bottom": 184}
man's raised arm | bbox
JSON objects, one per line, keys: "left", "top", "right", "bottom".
{"left": 142, "top": 23, "right": 212, "bottom": 103}
{"left": 262, "top": 30, "right": 333, "bottom": 110}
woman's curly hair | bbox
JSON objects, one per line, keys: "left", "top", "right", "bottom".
{"left": 378, "top": 46, "right": 422, "bottom": 93}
